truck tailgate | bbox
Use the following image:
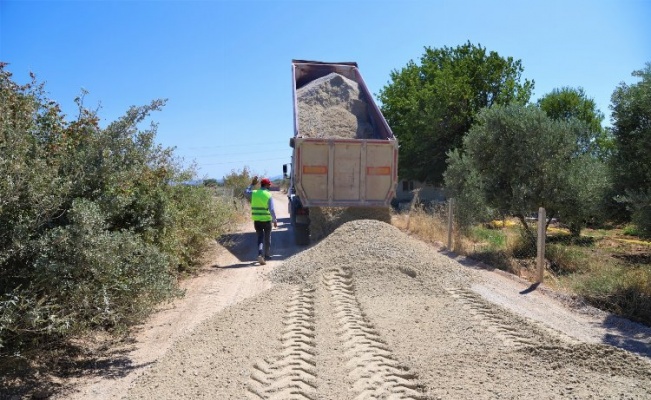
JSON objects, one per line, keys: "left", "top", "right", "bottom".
{"left": 294, "top": 137, "right": 398, "bottom": 207}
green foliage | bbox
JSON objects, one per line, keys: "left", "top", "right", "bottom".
{"left": 222, "top": 166, "right": 255, "bottom": 199}
{"left": 622, "top": 224, "right": 642, "bottom": 236}
{"left": 575, "top": 266, "right": 651, "bottom": 324}
{"left": 537, "top": 86, "right": 612, "bottom": 159}
{"left": 378, "top": 42, "right": 534, "bottom": 184}
{"left": 610, "top": 63, "right": 651, "bottom": 230}
{"left": 0, "top": 64, "right": 236, "bottom": 354}
{"left": 159, "top": 184, "right": 237, "bottom": 273}
{"left": 444, "top": 149, "right": 494, "bottom": 230}
{"left": 554, "top": 155, "right": 610, "bottom": 236}
{"left": 445, "top": 104, "right": 609, "bottom": 237}
{"left": 618, "top": 190, "right": 651, "bottom": 238}
{"left": 203, "top": 178, "right": 219, "bottom": 187}
{"left": 470, "top": 226, "right": 506, "bottom": 249}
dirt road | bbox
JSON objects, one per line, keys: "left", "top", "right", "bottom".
{"left": 58, "top": 192, "right": 651, "bottom": 399}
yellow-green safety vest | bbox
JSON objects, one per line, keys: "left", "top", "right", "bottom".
{"left": 251, "top": 189, "right": 272, "bottom": 222}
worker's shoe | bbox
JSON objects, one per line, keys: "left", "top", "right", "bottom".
{"left": 257, "top": 255, "right": 266, "bottom": 265}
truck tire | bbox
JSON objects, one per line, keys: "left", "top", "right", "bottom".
{"left": 294, "top": 224, "right": 310, "bottom": 245}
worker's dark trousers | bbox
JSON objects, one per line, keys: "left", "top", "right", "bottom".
{"left": 253, "top": 221, "right": 272, "bottom": 257}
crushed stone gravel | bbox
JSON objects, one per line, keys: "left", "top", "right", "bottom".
{"left": 296, "top": 72, "right": 374, "bottom": 139}
{"left": 63, "top": 217, "right": 651, "bottom": 400}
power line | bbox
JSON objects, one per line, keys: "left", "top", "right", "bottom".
{"left": 182, "top": 140, "right": 288, "bottom": 150}
{"left": 188, "top": 148, "right": 290, "bottom": 157}
{"left": 196, "top": 156, "right": 291, "bottom": 166}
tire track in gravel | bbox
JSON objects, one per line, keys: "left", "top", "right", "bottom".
{"left": 324, "top": 267, "right": 427, "bottom": 400}
{"left": 247, "top": 286, "right": 317, "bottom": 400}
{"left": 446, "top": 287, "right": 581, "bottom": 348}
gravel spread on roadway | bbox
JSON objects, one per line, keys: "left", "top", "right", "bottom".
{"left": 125, "top": 219, "right": 651, "bottom": 399}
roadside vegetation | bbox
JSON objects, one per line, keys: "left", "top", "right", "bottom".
{"left": 381, "top": 45, "right": 649, "bottom": 326}
{"left": 0, "top": 64, "right": 240, "bottom": 367}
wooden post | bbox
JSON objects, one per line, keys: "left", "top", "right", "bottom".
{"left": 536, "top": 207, "right": 546, "bottom": 283}
{"left": 447, "top": 198, "right": 454, "bottom": 250}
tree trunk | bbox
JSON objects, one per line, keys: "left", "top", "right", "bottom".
{"left": 516, "top": 212, "right": 536, "bottom": 243}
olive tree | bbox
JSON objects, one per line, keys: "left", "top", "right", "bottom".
{"left": 445, "top": 104, "right": 609, "bottom": 239}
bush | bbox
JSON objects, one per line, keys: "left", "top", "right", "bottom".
{"left": 0, "top": 199, "right": 179, "bottom": 351}
{"left": 546, "top": 243, "right": 585, "bottom": 275}
{"left": 159, "top": 184, "right": 239, "bottom": 274}
{"left": 222, "top": 166, "right": 256, "bottom": 199}
{"left": 0, "top": 64, "right": 237, "bottom": 355}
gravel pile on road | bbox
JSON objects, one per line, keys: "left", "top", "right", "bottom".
{"left": 296, "top": 72, "right": 374, "bottom": 139}
{"left": 267, "top": 218, "right": 651, "bottom": 399}
{"left": 270, "top": 219, "right": 473, "bottom": 287}
{"left": 123, "top": 218, "right": 651, "bottom": 400}
{"left": 307, "top": 206, "right": 392, "bottom": 241}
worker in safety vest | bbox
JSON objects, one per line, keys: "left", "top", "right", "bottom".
{"left": 245, "top": 176, "right": 278, "bottom": 265}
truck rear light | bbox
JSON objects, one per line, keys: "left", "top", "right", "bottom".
{"left": 296, "top": 207, "right": 309, "bottom": 215}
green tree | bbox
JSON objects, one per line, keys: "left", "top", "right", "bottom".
{"left": 537, "top": 87, "right": 611, "bottom": 158}
{"left": 445, "top": 104, "right": 609, "bottom": 239}
{"left": 203, "top": 178, "right": 219, "bottom": 187}
{"left": 378, "top": 42, "right": 534, "bottom": 185}
{"left": 609, "top": 63, "right": 651, "bottom": 235}
{"left": 222, "top": 166, "right": 255, "bottom": 199}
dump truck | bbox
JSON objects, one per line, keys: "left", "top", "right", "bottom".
{"left": 283, "top": 60, "right": 398, "bottom": 245}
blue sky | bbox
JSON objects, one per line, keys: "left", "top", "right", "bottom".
{"left": 2, "top": 0, "right": 649, "bottom": 180}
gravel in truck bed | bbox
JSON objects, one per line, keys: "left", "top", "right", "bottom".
{"left": 296, "top": 72, "right": 374, "bottom": 139}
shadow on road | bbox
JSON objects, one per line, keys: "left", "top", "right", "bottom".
{"left": 216, "top": 217, "right": 304, "bottom": 268}
{"left": 0, "top": 340, "right": 156, "bottom": 399}
{"left": 601, "top": 314, "right": 651, "bottom": 359}
{"left": 519, "top": 283, "right": 540, "bottom": 294}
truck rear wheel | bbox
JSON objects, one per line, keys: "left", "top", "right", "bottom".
{"left": 294, "top": 224, "right": 310, "bottom": 245}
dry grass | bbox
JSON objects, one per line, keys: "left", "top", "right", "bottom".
{"left": 391, "top": 207, "right": 448, "bottom": 246}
